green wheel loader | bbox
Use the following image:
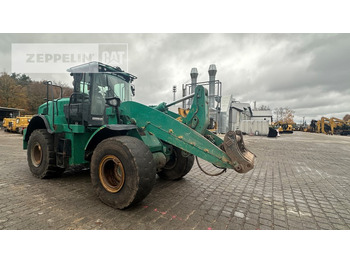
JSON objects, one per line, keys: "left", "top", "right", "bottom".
{"left": 23, "top": 61, "right": 255, "bottom": 209}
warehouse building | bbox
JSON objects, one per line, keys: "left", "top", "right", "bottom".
{"left": 219, "top": 96, "right": 273, "bottom": 135}
{"left": 251, "top": 109, "right": 273, "bottom": 124}
{"left": 219, "top": 95, "right": 252, "bottom": 133}
{"left": 0, "top": 106, "right": 23, "bottom": 126}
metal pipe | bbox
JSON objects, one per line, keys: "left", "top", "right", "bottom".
{"left": 190, "top": 68, "right": 198, "bottom": 107}
{"left": 208, "top": 64, "right": 217, "bottom": 109}
{"left": 190, "top": 68, "right": 198, "bottom": 94}
{"left": 166, "top": 93, "right": 195, "bottom": 108}
{"left": 182, "top": 84, "right": 186, "bottom": 108}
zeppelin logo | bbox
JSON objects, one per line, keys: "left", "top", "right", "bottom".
{"left": 26, "top": 53, "right": 95, "bottom": 63}
{"left": 11, "top": 43, "right": 128, "bottom": 73}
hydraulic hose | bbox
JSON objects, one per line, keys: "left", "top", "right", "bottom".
{"left": 195, "top": 156, "right": 227, "bottom": 176}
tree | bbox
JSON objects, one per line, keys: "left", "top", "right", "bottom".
{"left": 10, "top": 73, "right": 32, "bottom": 86}
{"left": 257, "top": 105, "right": 271, "bottom": 110}
{"left": 274, "top": 107, "right": 284, "bottom": 122}
{"left": 26, "top": 81, "right": 47, "bottom": 114}
{"left": 284, "top": 108, "right": 295, "bottom": 124}
{"left": 52, "top": 80, "right": 73, "bottom": 98}
{"left": 343, "top": 114, "right": 350, "bottom": 122}
{"left": 1, "top": 72, "right": 73, "bottom": 115}
{"left": 273, "top": 107, "right": 295, "bottom": 123}
{"left": 0, "top": 73, "right": 28, "bottom": 109}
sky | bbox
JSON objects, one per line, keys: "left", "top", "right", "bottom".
{"left": 0, "top": 33, "right": 349, "bottom": 124}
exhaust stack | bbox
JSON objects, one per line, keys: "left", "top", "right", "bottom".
{"left": 189, "top": 67, "right": 198, "bottom": 107}
{"left": 208, "top": 64, "right": 217, "bottom": 110}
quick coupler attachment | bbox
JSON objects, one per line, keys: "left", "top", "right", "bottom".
{"left": 223, "top": 130, "right": 256, "bottom": 173}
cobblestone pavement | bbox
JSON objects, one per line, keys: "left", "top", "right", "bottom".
{"left": 0, "top": 129, "right": 349, "bottom": 230}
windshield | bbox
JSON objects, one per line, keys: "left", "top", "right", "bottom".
{"left": 95, "top": 73, "right": 131, "bottom": 102}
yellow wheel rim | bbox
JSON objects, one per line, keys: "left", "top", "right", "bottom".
{"left": 99, "top": 155, "right": 125, "bottom": 193}
{"left": 31, "top": 142, "right": 42, "bottom": 167}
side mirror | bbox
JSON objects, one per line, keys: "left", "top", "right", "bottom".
{"left": 131, "top": 85, "right": 135, "bottom": 96}
{"left": 215, "top": 95, "right": 221, "bottom": 103}
{"left": 106, "top": 97, "right": 121, "bottom": 107}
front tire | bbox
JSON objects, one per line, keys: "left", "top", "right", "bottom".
{"left": 27, "top": 129, "right": 64, "bottom": 178}
{"left": 91, "top": 136, "right": 156, "bottom": 209}
{"left": 158, "top": 147, "right": 194, "bottom": 180}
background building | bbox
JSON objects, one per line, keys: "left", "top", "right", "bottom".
{"left": 251, "top": 109, "right": 273, "bottom": 124}
{"left": 219, "top": 96, "right": 272, "bottom": 135}
{"left": 219, "top": 95, "right": 252, "bottom": 133}
{"left": 0, "top": 106, "right": 23, "bottom": 126}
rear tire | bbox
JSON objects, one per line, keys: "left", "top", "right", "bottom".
{"left": 27, "top": 129, "right": 65, "bottom": 178}
{"left": 158, "top": 147, "right": 194, "bottom": 180}
{"left": 91, "top": 136, "right": 156, "bottom": 209}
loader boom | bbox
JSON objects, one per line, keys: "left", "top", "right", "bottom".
{"left": 120, "top": 85, "right": 255, "bottom": 172}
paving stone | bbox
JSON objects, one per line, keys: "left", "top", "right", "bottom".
{"left": 273, "top": 219, "right": 288, "bottom": 228}
{"left": 243, "top": 223, "right": 257, "bottom": 230}
{"left": 1, "top": 131, "right": 350, "bottom": 230}
{"left": 317, "top": 222, "right": 334, "bottom": 230}
{"left": 274, "top": 225, "right": 288, "bottom": 230}
{"left": 227, "top": 223, "right": 243, "bottom": 230}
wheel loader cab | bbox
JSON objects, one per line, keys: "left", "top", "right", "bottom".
{"left": 64, "top": 61, "right": 136, "bottom": 127}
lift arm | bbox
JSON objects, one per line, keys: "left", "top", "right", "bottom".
{"left": 120, "top": 85, "right": 255, "bottom": 173}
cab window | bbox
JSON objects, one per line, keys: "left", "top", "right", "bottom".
{"left": 80, "top": 73, "right": 90, "bottom": 94}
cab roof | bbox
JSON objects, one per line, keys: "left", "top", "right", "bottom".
{"left": 67, "top": 61, "right": 137, "bottom": 82}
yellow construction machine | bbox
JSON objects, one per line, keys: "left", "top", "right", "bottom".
{"left": 2, "top": 115, "right": 32, "bottom": 134}
{"left": 330, "top": 117, "right": 350, "bottom": 135}
{"left": 12, "top": 115, "right": 32, "bottom": 134}
{"left": 274, "top": 121, "right": 294, "bottom": 134}
{"left": 2, "top": 118, "right": 16, "bottom": 132}
{"left": 304, "top": 120, "right": 318, "bottom": 132}
{"left": 317, "top": 117, "right": 332, "bottom": 134}
{"left": 316, "top": 117, "right": 346, "bottom": 135}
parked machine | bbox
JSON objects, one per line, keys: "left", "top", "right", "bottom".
{"left": 330, "top": 117, "right": 347, "bottom": 135}
{"left": 329, "top": 117, "right": 350, "bottom": 135}
{"left": 11, "top": 115, "right": 32, "bottom": 134}
{"left": 2, "top": 116, "right": 32, "bottom": 134}
{"left": 2, "top": 118, "right": 15, "bottom": 132}
{"left": 304, "top": 120, "right": 318, "bottom": 132}
{"left": 316, "top": 117, "right": 330, "bottom": 134}
{"left": 274, "top": 121, "right": 294, "bottom": 134}
{"left": 341, "top": 120, "right": 350, "bottom": 135}
{"left": 314, "top": 116, "right": 350, "bottom": 135}
{"left": 23, "top": 62, "right": 255, "bottom": 209}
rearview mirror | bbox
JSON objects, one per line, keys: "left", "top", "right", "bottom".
{"left": 131, "top": 85, "right": 135, "bottom": 96}
{"left": 105, "top": 97, "right": 121, "bottom": 107}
